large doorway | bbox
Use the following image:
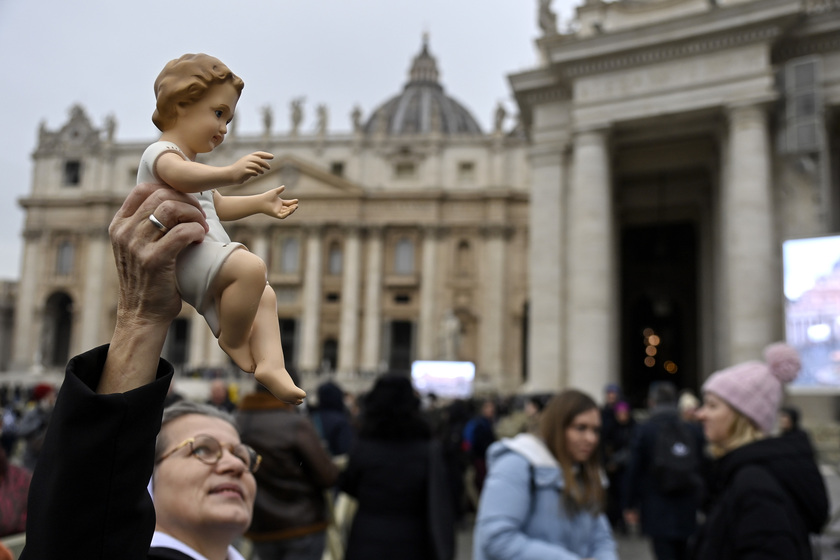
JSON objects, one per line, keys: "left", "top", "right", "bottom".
{"left": 42, "top": 292, "right": 73, "bottom": 368}
{"left": 620, "top": 223, "right": 699, "bottom": 407}
{"left": 388, "top": 320, "right": 414, "bottom": 375}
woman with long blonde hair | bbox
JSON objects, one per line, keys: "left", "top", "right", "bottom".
{"left": 691, "top": 342, "right": 828, "bottom": 559}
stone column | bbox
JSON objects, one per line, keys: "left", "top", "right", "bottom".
{"left": 12, "top": 231, "right": 44, "bottom": 369}
{"left": 250, "top": 228, "right": 270, "bottom": 263}
{"left": 338, "top": 227, "right": 361, "bottom": 373}
{"left": 361, "top": 227, "right": 384, "bottom": 371}
{"left": 299, "top": 226, "right": 323, "bottom": 371}
{"left": 567, "top": 127, "right": 616, "bottom": 400}
{"left": 479, "top": 225, "right": 508, "bottom": 388}
{"left": 78, "top": 230, "right": 109, "bottom": 351}
{"left": 721, "top": 103, "right": 776, "bottom": 364}
{"left": 418, "top": 226, "right": 438, "bottom": 360}
{"left": 527, "top": 144, "right": 566, "bottom": 392}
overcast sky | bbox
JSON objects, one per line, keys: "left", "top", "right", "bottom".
{"left": 0, "top": 0, "right": 580, "bottom": 281}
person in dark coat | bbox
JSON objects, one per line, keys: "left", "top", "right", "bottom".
{"left": 339, "top": 374, "right": 454, "bottom": 560}
{"left": 311, "top": 381, "right": 354, "bottom": 457}
{"left": 602, "top": 400, "right": 635, "bottom": 533}
{"left": 623, "top": 381, "right": 705, "bottom": 560}
{"left": 691, "top": 342, "right": 829, "bottom": 560}
{"left": 237, "top": 384, "right": 339, "bottom": 560}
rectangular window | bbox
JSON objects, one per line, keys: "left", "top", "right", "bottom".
{"left": 458, "top": 161, "right": 475, "bottom": 182}
{"left": 330, "top": 161, "right": 345, "bottom": 177}
{"left": 55, "top": 241, "right": 74, "bottom": 276}
{"left": 395, "top": 162, "right": 416, "bottom": 179}
{"left": 63, "top": 161, "right": 82, "bottom": 186}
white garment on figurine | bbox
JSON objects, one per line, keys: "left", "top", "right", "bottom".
{"left": 137, "top": 141, "right": 244, "bottom": 336}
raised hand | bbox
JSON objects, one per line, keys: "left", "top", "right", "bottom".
{"left": 262, "top": 185, "right": 299, "bottom": 219}
{"left": 228, "top": 151, "right": 273, "bottom": 185}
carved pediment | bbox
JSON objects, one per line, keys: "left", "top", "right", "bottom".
{"left": 36, "top": 104, "right": 102, "bottom": 155}
{"left": 225, "top": 154, "right": 366, "bottom": 199}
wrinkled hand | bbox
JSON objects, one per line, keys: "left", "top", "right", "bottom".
{"left": 262, "top": 185, "right": 299, "bottom": 219}
{"left": 228, "top": 151, "right": 273, "bottom": 185}
{"left": 109, "top": 182, "right": 208, "bottom": 328}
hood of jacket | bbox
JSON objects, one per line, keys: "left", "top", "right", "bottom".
{"left": 487, "top": 433, "right": 566, "bottom": 488}
{"left": 716, "top": 431, "right": 828, "bottom": 533}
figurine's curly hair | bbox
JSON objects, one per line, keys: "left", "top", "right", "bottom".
{"left": 152, "top": 53, "right": 244, "bottom": 131}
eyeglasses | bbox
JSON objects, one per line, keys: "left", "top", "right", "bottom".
{"left": 157, "top": 434, "right": 262, "bottom": 474}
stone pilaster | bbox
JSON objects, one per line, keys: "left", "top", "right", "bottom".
{"left": 12, "top": 230, "right": 43, "bottom": 370}
{"left": 567, "top": 127, "right": 616, "bottom": 399}
{"left": 527, "top": 144, "right": 566, "bottom": 392}
{"left": 299, "top": 226, "right": 323, "bottom": 371}
{"left": 479, "top": 225, "right": 509, "bottom": 388}
{"left": 361, "top": 227, "right": 384, "bottom": 371}
{"left": 78, "top": 229, "right": 109, "bottom": 351}
{"left": 721, "top": 103, "right": 777, "bottom": 364}
{"left": 418, "top": 227, "right": 439, "bottom": 359}
{"left": 338, "top": 227, "right": 361, "bottom": 373}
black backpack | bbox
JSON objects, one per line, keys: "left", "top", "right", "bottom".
{"left": 653, "top": 416, "right": 699, "bottom": 495}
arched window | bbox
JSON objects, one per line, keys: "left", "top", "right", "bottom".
{"left": 456, "top": 240, "right": 472, "bottom": 277}
{"left": 281, "top": 238, "right": 300, "bottom": 274}
{"left": 56, "top": 240, "right": 75, "bottom": 276}
{"left": 395, "top": 237, "right": 414, "bottom": 275}
{"left": 328, "top": 242, "right": 343, "bottom": 276}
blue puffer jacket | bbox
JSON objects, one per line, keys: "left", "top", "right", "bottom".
{"left": 473, "top": 433, "right": 617, "bottom": 560}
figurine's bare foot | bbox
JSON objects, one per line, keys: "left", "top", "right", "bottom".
{"left": 218, "top": 336, "right": 257, "bottom": 373}
{"left": 255, "top": 367, "right": 306, "bottom": 405}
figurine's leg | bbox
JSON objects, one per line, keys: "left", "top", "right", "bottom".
{"left": 213, "top": 250, "right": 265, "bottom": 373}
{"left": 250, "top": 285, "right": 306, "bottom": 405}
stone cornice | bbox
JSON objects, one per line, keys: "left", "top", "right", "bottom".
{"left": 535, "top": 0, "right": 799, "bottom": 80}
{"left": 564, "top": 25, "right": 783, "bottom": 78}
{"left": 773, "top": 29, "right": 840, "bottom": 62}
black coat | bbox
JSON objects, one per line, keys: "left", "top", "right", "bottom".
{"left": 623, "top": 407, "right": 705, "bottom": 539}
{"left": 20, "top": 346, "right": 175, "bottom": 560}
{"left": 690, "top": 432, "right": 829, "bottom": 560}
{"left": 339, "top": 438, "right": 454, "bottom": 560}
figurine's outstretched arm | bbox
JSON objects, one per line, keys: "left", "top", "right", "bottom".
{"left": 156, "top": 151, "right": 273, "bottom": 194}
{"left": 214, "top": 185, "right": 299, "bottom": 222}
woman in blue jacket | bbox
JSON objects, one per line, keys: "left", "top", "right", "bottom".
{"left": 473, "top": 389, "right": 617, "bottom": 560}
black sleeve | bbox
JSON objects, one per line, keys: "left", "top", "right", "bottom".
{"left": 21, "top": 344, "right": 173, "bottom": 560}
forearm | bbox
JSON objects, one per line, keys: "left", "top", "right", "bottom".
{"left": 157, "top": 156, "right": 234, "bottom": 194}
{"left": 214, "top": 193, "right": 269, "bottom": 221}
{"left": 99, "top": 312, "right": 171, "bottom": 394}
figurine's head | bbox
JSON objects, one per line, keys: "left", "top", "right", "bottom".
{"left": 152, "top": 53, "right": 244, "bottom": 132}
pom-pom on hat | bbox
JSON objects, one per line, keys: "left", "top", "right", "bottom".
{"left": 702, "top": 342, "right": 801, "bottom": 433}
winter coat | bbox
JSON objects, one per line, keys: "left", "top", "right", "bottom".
{"left": 690, "top": 431, "right": 829, "bottom": 560}
{"left": 623, "top": 406, "right": 704, "bottom": 539}
{"left": 236, "top": 392, "right": 339, "bottom": 541}
{"left": 312, "top": 382, "right": 354, "bottom": 456}
{"left": 339, "top": 437, "right": 454, "bottom": 560}
{"left": 473, "top": 433, "right": 617, "bottom": 560}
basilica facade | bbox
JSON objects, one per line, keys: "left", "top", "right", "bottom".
{"left": 10, "top": 0, "right": 840, "bottom": 404}
{"left": 11, "top": 40, "right": 531, "bottom": 394}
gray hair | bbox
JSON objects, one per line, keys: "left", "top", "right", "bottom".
{"left": 154, "top": 400, "right": 239, "bottom": 463}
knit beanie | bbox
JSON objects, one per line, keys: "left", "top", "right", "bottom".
{"left": 702, "top": 342, "right": 801, "bottom": 434}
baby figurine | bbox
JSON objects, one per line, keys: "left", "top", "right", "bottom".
{"left": 137, "top": 53, "right": 305, "bottom": 404}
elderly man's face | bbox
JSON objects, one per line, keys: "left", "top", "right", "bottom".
{"left": 152, "top": 414, "right": 256, "bottom": 545}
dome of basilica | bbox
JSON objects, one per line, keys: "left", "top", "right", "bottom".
{"left": 364, "top": 37, "right": 483, "bottom": 136}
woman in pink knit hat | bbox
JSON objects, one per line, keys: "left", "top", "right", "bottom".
{"left": 690, "top": 342, "right": 829, "bottom": 559}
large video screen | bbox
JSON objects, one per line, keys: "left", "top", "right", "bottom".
{"left": 783, "top": 234, "right": 840, "bottom": 388}
{"left": 410, "top": 360, "right": 475, "bottom": 398}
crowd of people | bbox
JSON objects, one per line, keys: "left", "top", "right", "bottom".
{"left": 0, "top": 180, "right": 833, "bottom": 560}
